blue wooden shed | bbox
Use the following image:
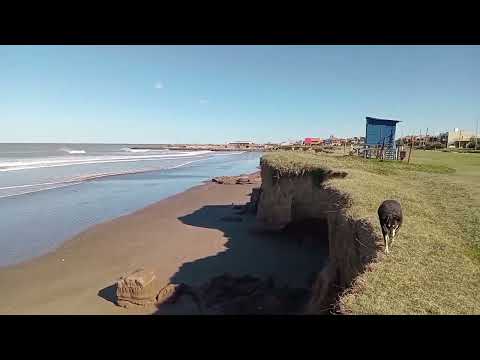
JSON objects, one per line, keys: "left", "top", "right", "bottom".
{"left": 364, "top": 117, "right": 401, "bottom": 160}
{"left": 365, "top": 117, "right": 400, "bottom": 147}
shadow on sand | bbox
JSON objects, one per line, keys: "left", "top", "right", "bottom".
{"left": 98, "top": 284, "right": 117, "bottom": 305}
{"left": 154, "top": 200, "right": 329, "bottom": 314}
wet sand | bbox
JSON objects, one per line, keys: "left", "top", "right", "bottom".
{"left": 0, "top": 180, "right": 327, "bottom": 315}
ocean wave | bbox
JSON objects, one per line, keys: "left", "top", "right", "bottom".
{"left": 59, "top": 147, "right": 86, "bottom": 154}
{"left": 0, "top": 182, "right": 84, "bottom": 199}
{"left": 213, "top": 151, "right": 246, "bottom": 156}
{"left": 0, "top": 158, "right": 211, "bottom": 199}
{"left": 0, "top": 151, "right": 213, "bottom": 172}
{"left": 121, "top": 147, "right": 151, "bottom": 153}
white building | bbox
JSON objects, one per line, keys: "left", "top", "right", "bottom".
{"left": 447, "top": 128, "right": 475, "bottom": 148}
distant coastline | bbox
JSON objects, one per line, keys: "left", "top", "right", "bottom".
{"left": 131, "top": 144, "right": 265, "bottom": 152}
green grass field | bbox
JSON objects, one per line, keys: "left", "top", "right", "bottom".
{"left": 262, "top": 150, "right": 480, "bottom": 314}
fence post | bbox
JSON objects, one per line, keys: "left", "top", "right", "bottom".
{"left": 407, "top": 137, "right": 413, "bottom": 163}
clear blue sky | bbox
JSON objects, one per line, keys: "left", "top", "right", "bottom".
{"left": 1, "top": 45, "right": 479, "bottom": 144}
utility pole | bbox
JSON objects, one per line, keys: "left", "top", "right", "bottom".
{"left": 476, "top": 118, "right": 479, "bottom": 150}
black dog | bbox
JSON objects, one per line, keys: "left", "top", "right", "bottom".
{"left": 378, "top": 200, "right": 403, "bottom": 254}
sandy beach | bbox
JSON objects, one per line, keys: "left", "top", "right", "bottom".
{"left": 0, "top": 175, "right": 327, "bottom": 315}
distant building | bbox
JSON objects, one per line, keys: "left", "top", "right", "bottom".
{"left": 303, "top": 137, "right": 323, "bottom": 145}
{"left": 398, "top": 129, "right": 475, "bottom": 148}
{"left": 447, "top": 128, "right": 475, "bottom": 148}
{"left": 397, "top": 132, "right": 448, "bottom": 148}
{"left": 280, "top": 140, "right": 302, "bottom": 146}
{"left": 347, "top": 136, "right": 365, "bottom": 145}
{"left": 439, "top": 132, "right": 449, "bottom": 145}
{"left": 228, "top": 141, "right": 255, "bottom": 149}
{"left": 324, "top": 135, "right": 346, "bottom": 146}
{"left": 343, "top": 136, "right": 365, "bottom": 145}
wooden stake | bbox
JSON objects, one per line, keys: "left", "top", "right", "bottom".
{"left": 407, "top": 136, "right": 413, "bottom": 163}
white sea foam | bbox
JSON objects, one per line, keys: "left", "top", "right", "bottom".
{"left": 121, "top": 147, "right": 151, "bottom": 153}
{"left": 59, "top": 147, "right": 86, "bottom": 154}
{"left": 212, "top": 151, "right": 246, "bottom": 156}
{"left": 0, "top": 149, "right": 246, "bottom": 199}
{"left": 0, "top": 182, "right": 84, "bottom": 199}
{"left": 0, "top": 158, "right": 211, "bottom": 199}
{"left": 0, "top": 181, "right": 67, "bottom": 190}
{"left": 0, "top": 151, "right": 213, "bottom": 172}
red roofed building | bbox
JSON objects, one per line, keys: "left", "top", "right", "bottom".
{"left": 304, "top": 137, "right": 323, "bottom": 145}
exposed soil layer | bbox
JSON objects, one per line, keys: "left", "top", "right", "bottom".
{"left": 256, "top": 163, "right": 382, "bottom": 314}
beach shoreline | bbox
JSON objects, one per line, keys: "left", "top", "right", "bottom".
{"left": 0, "top": 150, "right": 263, "bottom": 267}
{"left": 0, "top": 176, "right": 255, "bottom": 314}
{"left": 0, "top": 170, "right": 327, "bottom": 315}
{"left": 1, "top": 171, "right": 259, "bottom": 270}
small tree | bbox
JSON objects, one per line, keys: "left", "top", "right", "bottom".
{"left": 467, "top": 137, "right": 478, "bottom": 149}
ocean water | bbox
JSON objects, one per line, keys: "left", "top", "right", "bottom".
{"left": 0, "top": 144, "right": 262, "bottom": 267}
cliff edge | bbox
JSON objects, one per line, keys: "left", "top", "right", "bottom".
{"left": 257, "top": 153, "right": 382, "bottom": 314}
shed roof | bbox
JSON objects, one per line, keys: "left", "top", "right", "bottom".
{"left": 366, "top": 117, "right": 401, "bottom": 124}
